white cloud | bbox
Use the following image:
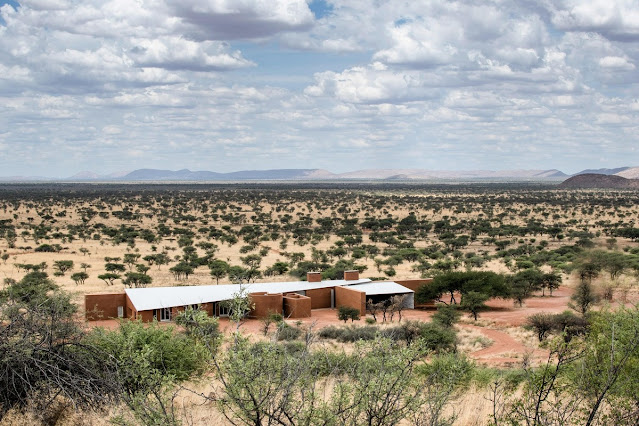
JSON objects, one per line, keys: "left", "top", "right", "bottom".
{"left": 305, "top": 63, "right": 436, "bottom": 104}
{"left": 598, "top": 55, "right": 635, "bottom": 70}
{"left": 372, "top": 20, "right": 460, "bottom": 67}
{"left": 548, "top": 0, "right": 639, "bottom": 40}
{"left": 128, "top": 37, "right": 254, "bottom": 71}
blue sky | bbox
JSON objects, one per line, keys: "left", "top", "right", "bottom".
{"left": 1, "top": 0, "right": 638, "bottom": 177}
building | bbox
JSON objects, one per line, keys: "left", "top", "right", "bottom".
{"left": 85, "top": 270, "right": 431, "bottom": 322}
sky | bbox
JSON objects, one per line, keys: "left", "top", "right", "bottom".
{"left": 1, "top": 0, "right": 639, "bottom": 177}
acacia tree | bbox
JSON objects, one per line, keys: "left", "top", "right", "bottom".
{"left": 123, "top": 272, "right": 152, "bottom": 288}
{"left": 416, "top": 271, "right": 508, "bottom": 306}
{"left": 53, "top": 260, "right": 74, "bottom": 275}
{"left": 509, "top": 269, "right": 543, "bottom": 307}
{"left": 71, "top": 271, "right": 89, "bottom": 285}
{"left": 541, "top": 272, "right": 562, "bottom": 296}
{"left": 208, "top": 259, "right": 229, "bottom": 284}
{"left": 461, "top": 291, "right": 489, "bottom": 321}
{"left": 98, "top": 272, "right": 121, "bottom": 286}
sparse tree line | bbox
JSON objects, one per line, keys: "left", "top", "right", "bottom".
{"left": 2, "top": 270, "right": 638, "bottom": 425}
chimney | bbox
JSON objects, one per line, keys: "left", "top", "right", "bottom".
{"left": 307, "top": 272, "right": 322, "bottom": 282}
{"left": 343, "top": 270, "right": 359, "bottom": 281}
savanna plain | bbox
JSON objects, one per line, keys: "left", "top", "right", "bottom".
{"left": 1, "top": 183, "right": 638, "bottom": 425}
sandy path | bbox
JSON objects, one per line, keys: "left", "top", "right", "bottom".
{"left": 461, "top": 323, "right": 548, "bottom": 367}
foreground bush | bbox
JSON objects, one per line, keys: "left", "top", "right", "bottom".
{"left": 0, "top": 272, "right": 117, "bottom": 421}
{"left": 85, "top": 319, "right": 211, "bottom": 396}
{"left": 211, "top": 336, "right": 455, "bottom": 425}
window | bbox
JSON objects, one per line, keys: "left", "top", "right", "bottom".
{"left": 218, "top": 303, "right": 230, "bottom": 317}
{"left": 159, "top": 307, "right": 171, "bottom": 322}
{"left": 190, "top": 304, "right": 199, "bottom": 311}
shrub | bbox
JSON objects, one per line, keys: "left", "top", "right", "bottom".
{"left": 432, "top": 304, "right": 461, "bottom": 328}
{"left": 34, "top": 243, "right": 60, "bottom": 252}
{"left": 85, "top": 320, "right": 210, "bottom": 394}
{"left": 276, "top": 323, "right": 302, "bottom": 341}
{"left": 318, "top": 325, "right": 379, "bottom": 342}
{"left": 525, "top": 311, "right": 587, "bottom": 342}
{"left": 318, "top": 325, "right": 343, "bottom": 340}
{"left": 526, "top": 313, "right": 555, "bottom": 342}
{"left": 338, "top": 325, "right": 378, "bottom": 342}
{"left": 338, "top": 305, "right": 361, "bottom": 322}
{"left": 416, "top": 322, "right": 457, "bottom": 353}
{"left": 552, "top": 310, "right": 587, "bottom": 340}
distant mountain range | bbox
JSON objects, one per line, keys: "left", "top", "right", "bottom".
{"left": 1, "top": 166, "right": 638, "bottom": 182}
{"left": 62, "top": 168, "right": 571, "bottom": 181}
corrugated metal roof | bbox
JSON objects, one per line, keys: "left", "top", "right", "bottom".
{"left": 125, "top": 278, "right": 372, "bottom": 312}
{"left": 347, "top": 281, "right": 414, "bottom": 296}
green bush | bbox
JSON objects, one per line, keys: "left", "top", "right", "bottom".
{"left": 276, "top": 323, "right": 302, "bottom": 341}
{"left": 308, "top": 350, "right": 357, "bottom": 376}
{"left": 416, "top": 322, "right": 457, "bottom": 353}
{"left": 337, "top": 305, "right": 361, "bottom": 322}
{"left": 318, "top": 325, "right": 343, "bottom": 340}
{"left": 319, "top": 325, "right": 379, "bottom": 342}
{"left": 432, "top": 304, "right": 461, "bottom": 328}
{"left": 85, "top": 320, "right": 209, "bottom": 394}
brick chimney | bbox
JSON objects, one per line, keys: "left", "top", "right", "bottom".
{"left": 307, "top": 272, "right": 322, "bottom": 282}
{"left": 343, "top": 270, "right": 359, "bottom": 281}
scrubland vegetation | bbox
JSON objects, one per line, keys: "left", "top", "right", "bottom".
{"left": 1, "top": 182, "right": 639, "bottom": 424}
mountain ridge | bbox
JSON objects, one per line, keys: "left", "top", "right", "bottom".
{"left": 559, "top": 173, "right": 639, "bottom": 189}
{"left": 114, "top": 168, "right": 569, "bottom": 181}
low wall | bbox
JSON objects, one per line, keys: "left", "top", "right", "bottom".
{"left": 283, "top": 293, "right": 312, "bottom": 318}
{"left": 306, "top": 287, "right": 333, "bottom": 309}
{"left": 335, "top": 286, "right": 365, "bottom": 315}
{"left": 250, "top": 292, "right": 283, "bottom": 318}
{"left": 85, "top": 293, "right": 127, "bottom": 321}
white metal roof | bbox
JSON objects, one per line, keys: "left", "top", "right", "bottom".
{"left": 125, "top": 278, "right": 372, "bottom": 312}
{"left": 346, "top": 281, "right": 414, "bottom": 296}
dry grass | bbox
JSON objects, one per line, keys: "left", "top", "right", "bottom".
{"left": 457, "top": 327, "right": 495, "bottom": 353}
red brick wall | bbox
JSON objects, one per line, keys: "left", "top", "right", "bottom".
{"left": 343, "top": 270, "right": 360, "bottom": 280}
{"left": 306, "top": 287, "right": 333, "bottom": 309}
{"left": 249, "top": 292, "right": 283, "bottom": 318}
{"left": 307, "top": 272, "right": 322, "bottom": 282}
{"left": 125, "top": 296, "right": 138, "bottom": 319}
{"left": 85, "top": 293, "right": 126, "bottom": 321}
{"left": 137, "top": 310, "right": 155, "bottom": 322}
{"left": 283, "top": 293, "right": 312, "bottom": 318}
{"left": 202, "top": 302, "right": 214, "bottom": 317}
{"left": 335, "top": 286, "right": 366, "bottom": 315}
